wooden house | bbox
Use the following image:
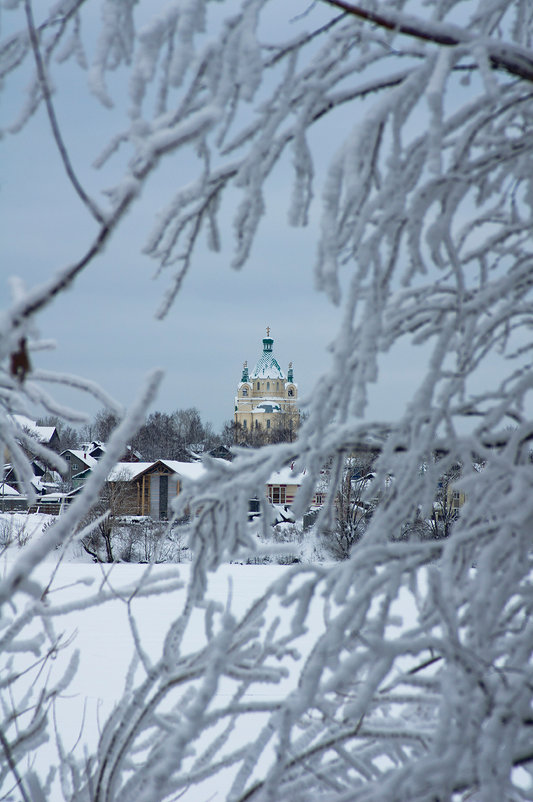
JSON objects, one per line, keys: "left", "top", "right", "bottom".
{"left": 107, "top": 460, "right": 207, "bottom": 519}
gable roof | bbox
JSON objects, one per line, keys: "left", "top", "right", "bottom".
{"left": 267, "top": 467, "right": 306, "bottom": 486}
{"left": 12, "top": 415, "right": 58, "bottom": 444}
{"left": 107, "top": 462, "right": 155, "bottom": 482}
{"left": 107, "top": 460, "right": 207, "bottom": 483}
{"left": 0, "top": 482, "right": 20, "bottom": 497}
{"left": 61, "top": 450, "right": 98, "bottom": 469}
{"left": 157, "top": 460, "right": 206, "bottom": 480}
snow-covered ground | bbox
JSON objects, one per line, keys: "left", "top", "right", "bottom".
{"left": 32, "top": 563, "right": 296, "bottom": 802}
{"left": 2, "top": 544, "right": 321, "bottom": 800}
{"left": 1, "top": 513, "right": 419, "bottom": 801}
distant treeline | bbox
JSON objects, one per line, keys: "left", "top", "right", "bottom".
{"left": 38, "top": 408, "right": 235, "bottom": 460}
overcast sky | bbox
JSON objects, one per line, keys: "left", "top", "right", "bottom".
{"left": 1, "top": 2, "right": 434, "bottom": 433}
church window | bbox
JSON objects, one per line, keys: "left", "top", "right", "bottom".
{"left": 266, "top": 419, "right": 270, "bottom": 429}
{"left": 255, "top": 419, "right": 259, "bottom": 429}
{"left": 242, "top": 387, "right": 248, "bottom": 396}
{"left": 267, "top": 382, "right": 270, "bottom": 390}
{"left": 257, "top": 382, "right": 260, "bottom": 390}
{"left": 242, "top": 420, "right": 247, "bottom": 429}
{"left": 288, "top": 387, "right": 294, "bottom": 397}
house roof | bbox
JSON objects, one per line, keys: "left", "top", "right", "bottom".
{"left": 157, "top": 460, "right": 206, "bottom": 480}
{"left": 62, "top": 450, "right": 98, "bottom": 469}
{"left": 0, "top": 483, "right": 21, "bottom": 496}
{"left": 79, "top": 441, "right": 106, "bottom": 457}
{"left": 267, "top": 467, "right": 306, "bottom": 486}
{"left": 12, "top": 415, "right": 58, "bottom": 444}
{"left": 107, "top": 460, "right": 207, "bottom": 483}
{"left": 107, "top": 462, "right": 154, "bottom": 482}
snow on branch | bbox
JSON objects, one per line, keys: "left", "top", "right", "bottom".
{"left": 324, "top": 0, "right": 533, "bottom": 82}
{"left": 2, "top": 1, "right": 533, "bottom": 800}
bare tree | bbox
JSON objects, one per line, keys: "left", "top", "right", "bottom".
{"left": 79, "top": 469, "right": 136, "bottom": 562}
{"left": 329, "top": 457, "right": 376, "bottom": 558}
{"left": 91, "top": 409, "right": 121, "bottom": 443}
{"left": 1, "top": 2, "right": 533, "bottom": 802}
{"left": 234, "top": 412, "right": 300, "bottom": 447}
{"left": 426, "top": 461, "right": 462, "bottom": 539}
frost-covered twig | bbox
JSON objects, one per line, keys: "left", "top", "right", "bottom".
{"left": 23, "top": 0, "right": 105, "bottom": 225}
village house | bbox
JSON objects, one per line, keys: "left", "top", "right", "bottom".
{"left": 106, "top": 460, "right": 207, "bottom": 519}
{"left": 266, "top": 467, "right": 325, "bottom": 508}
{"left": 11, "top": 415, "right": 60, "bottom": 453}
{"left": 61, "top": 449, "right": 99, "bottom": 482}
{"left": 102, "top": 460, "right": 325, "bottom": 522}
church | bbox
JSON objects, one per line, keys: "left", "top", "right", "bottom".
{"left": 235, "top": 329, "right": 299, "bottom": 441}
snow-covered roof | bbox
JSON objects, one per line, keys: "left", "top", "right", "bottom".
{"left": 107, "top": 460, "right": 207, "bottom": 483}
{"left": 267, "top": 467, "right": 306, "bottom": 485}
{"left": 271, "top": 504, "right": 296, "bottom": 523}
{"left": 12, "top": 415, "right": 57, "bottom": 444}
{"left": 158, "top": 460, "right": 206, "bottom": 480}
{"left": 63, "top": 450, "right": 98, "bottom": 469}
{"left": 0, "top": 483, "right": 20, "bottom": 497}
{"left": 79, "top": 441, "right": 105, "bottom": 455}
{"left": 108, "top": 462, "right": 154, "bottom": 482}
{"left": 250, "top": 336, "right": 285, "bottom": 380}
{"left": 252, "top": 403, "right": 282, "bottom": 414}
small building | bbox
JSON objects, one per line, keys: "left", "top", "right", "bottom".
{"left": 0, "top": 482, "right": 27, "bottom": 512}
{"left": 3, "top": 416, "right": 60, "bottom": 480}
{"left": 107, "top": 460, "right": 207, "bottom": 519}
{"left": 266, "top": 467, "right": 324, "bottom": 508}
{"left": 61, "top": 449, "right": 98, "bottom": 481}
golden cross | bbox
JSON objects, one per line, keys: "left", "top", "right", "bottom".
{"left": 266, "top": 326, "right": 270, "bottom": 337}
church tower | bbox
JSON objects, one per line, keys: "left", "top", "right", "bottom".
{"left": 235, "top": 329, "right": 299, "bottom": 441}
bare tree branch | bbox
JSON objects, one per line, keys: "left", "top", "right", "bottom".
{"left": 24, "top": 0, "right": 106, "bottom": 225}
{"left": 324, "top": 0, "right": 533, "bottom": 82}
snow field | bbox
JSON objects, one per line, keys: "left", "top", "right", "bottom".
{"left": 4, "top": 561, "right": 328, "bottom": 799}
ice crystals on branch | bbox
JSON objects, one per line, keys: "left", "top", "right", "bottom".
{"left": 2, "top": 0, "right": 533, "bottom": 800}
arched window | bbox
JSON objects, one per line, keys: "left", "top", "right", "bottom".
{"left": 257, "top": 382, "right": 260, "bottom": 390}
{"left": 267, "top": 382, "right": 270, "bottom": 390}
{"left": 243, "top": 419, "right": 247, "bottom": 429}
{"left": 242, "top": 387, "right": 248, "bottom": 396}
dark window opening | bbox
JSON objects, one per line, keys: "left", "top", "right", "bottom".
{"left": 159, "top": 475, "right": 168, "bottom": 519}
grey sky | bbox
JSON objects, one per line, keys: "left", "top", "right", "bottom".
{"left": 1, "top": 2, "right": 432, "bottom": 433}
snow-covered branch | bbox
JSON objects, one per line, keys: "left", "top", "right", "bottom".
{"left": 2, "top": 1, "right": 533, "bottom": 800}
